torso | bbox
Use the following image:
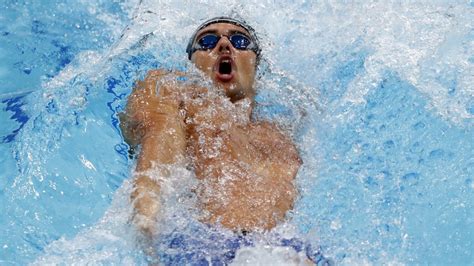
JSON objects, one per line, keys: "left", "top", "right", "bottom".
{"left": 187, "top": 120, "right": 301, "bottom": 231}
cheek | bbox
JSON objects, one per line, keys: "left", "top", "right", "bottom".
{"left": 238, "top": 57, "right": 256, "bottom": 80}
{"left": 193, "top": 54, "right": 213, "bottom": 72}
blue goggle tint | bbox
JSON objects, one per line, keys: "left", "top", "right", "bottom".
{"left": 196, "top": 33, "right": 253, "bottom": 51}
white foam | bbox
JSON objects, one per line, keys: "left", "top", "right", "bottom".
{"left": 32, "top": 180, "right": 139, "bottom": 265}
{"left": 231, "top": 244, "right": 309, "bottom": 266}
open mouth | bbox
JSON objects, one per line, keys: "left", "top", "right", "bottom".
{"left": 215, "top": 56, "right": 234, "bottom": 82}
{"left": 219, "top": 59, "right": 232, "bottom": 75}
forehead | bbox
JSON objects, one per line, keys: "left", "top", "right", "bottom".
{"left": 195, "top": 23, "right": 250, "bottom": 37}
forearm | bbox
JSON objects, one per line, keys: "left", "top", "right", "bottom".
{"left": 130, "top": 115, "right": 186, "bottom": 234}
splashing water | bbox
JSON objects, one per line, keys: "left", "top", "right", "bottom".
{"left": 0, "top": 0, "right": 472, "bottom": 265}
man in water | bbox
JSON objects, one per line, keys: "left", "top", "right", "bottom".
{"left": 120, "top": 17, "right": 326, "bottom": 264}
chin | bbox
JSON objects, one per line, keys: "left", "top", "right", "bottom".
{"left": 212, "top": 79, "right": 238, "bottom": 97}
{"left": 224, "top": 84, "right": 246, "bottom": 102}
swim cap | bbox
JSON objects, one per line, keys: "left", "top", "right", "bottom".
{"left": 186, "top": 16, "right": 261, "bottom": 62}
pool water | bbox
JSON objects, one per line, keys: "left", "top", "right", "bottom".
{"left": 1, "top": 1, "right": 473, "bottom": 265}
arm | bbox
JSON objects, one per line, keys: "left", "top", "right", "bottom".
{"left": 120, "top": 70, "right": 186, "bottom": 236}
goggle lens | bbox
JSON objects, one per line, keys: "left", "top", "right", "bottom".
{"left": 229, "top": 34, "right": 251, "bottom": 49}
{"left": 198, "top": 34, "right": 220, "bottom": 49}
{"left": 196, "top": 33, "right": 252, "bottom": 50}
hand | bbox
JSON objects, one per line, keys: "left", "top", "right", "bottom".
{"left": 130, "top": 190, "right": 160, "bottom": 262}
{"left": 130, "top": 174, "right": 161, "bottom": 236}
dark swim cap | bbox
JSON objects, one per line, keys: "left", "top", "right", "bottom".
{"left": 186, "top": 16, "right": 261, "bottom": 62}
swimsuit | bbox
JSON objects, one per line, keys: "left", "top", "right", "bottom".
{"left": 155, "top": 221, "right": 333, "bottom": 265}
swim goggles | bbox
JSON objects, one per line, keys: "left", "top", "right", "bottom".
{"left": 192, "top": 33, "right": 257, "bottom": 52}
{"left": 186, "top": 16, "right": 261, "bottom": 61}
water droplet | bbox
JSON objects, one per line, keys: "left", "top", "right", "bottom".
{"left": 383, "top": 140, "right": 395, "bottom": 150}
{"left": 428, "top": 149, "right": 445, "bottom": 159}
{"left": 23, "top": 68, "right": 32, "bottom": 74}
{"left": 413, "top": 122, "right": 425, "bottom": 130}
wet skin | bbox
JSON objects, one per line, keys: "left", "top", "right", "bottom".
{"left": 191, "top": 23, "right": 257, "bottom": 103}
{"left": 120, "top": 23, "right": 301, "bottom": 236}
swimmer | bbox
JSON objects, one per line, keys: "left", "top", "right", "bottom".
{"left": 120, "top": 17, "right": 329, "bottom": 264}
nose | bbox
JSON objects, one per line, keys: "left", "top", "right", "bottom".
{"left": 215, "top": 36, "right": 232, "bottom": 54}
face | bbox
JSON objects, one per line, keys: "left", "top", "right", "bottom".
{"left": 191, "top": 23, "right": 257, "bottom": 103}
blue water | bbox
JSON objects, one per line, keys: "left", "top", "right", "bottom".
{"left": 1, "top": 1, "right": 473, "bottom": 265}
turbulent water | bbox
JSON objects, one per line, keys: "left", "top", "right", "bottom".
{"left": 0, "top": 1, "right": 473, "bottom": 265}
